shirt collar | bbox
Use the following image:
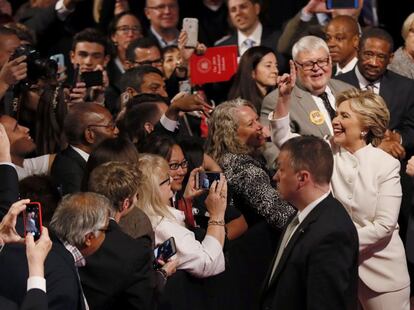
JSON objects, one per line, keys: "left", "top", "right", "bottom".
{"left": 297, "top": 191, "right": 330, "bottom": 223}
{"left": 150, "top": 26, "right": 179, "bottom": 48}
{"left": 237, "top": 22, "right": 262, "bottom": 49}
{"left": 355, "top": 65, "right": 381, "bottom": 91}
{"left": 70, "top": 145, "right": 89, "bottom": 162}
{"left": 335, "top": 57, "right": 358, "bottom": 75}
{"left": 63, "top": 241, "right": 86, "bottom": 267}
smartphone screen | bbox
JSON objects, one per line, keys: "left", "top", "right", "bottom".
{"left": 23, "top": 202, "right": 42, "bottom": 241}
{"left": 326, "top": 0, "right": 359, "bottom": 9}
{"left": 196, "top": 172, "right": 221, "bottom": 190}
{"left": 154, "top": 237, "right": 177, "bottom": 262}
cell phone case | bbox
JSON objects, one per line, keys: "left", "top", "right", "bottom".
{"left": 183, "top": 18, "right": 198, "bottom": 48}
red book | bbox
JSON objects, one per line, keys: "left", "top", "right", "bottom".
{"left": 190, "top": 45, "right": 238, "bottom": 85}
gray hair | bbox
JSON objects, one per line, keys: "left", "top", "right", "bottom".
{"left": 292, "top": 36, "right": 330, "bottom": 61}
{"left": 50, "top": 192, "right": 110, "bottom": 247}
{"left": 205, "top": 98, "right": 256, "bottom": 164}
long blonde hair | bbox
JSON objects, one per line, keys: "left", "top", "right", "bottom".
{"left": 136, "top": 154, "right": 175, "bottom": 226}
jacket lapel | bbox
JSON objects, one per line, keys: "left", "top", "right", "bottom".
{"left": 266, "top": 197, "right": 329, "bottom": 289}
{"left": 293, "top": 85, "right": 331, "bottom": 136}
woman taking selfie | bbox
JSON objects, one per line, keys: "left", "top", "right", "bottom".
{"left": 136, "top": 154, "right": 227, "bottom": 278}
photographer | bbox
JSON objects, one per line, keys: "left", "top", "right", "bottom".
{"left": 0, "top": 26, "right": 27, "bottom": 113}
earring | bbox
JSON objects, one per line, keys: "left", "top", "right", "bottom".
{"left": 360, "top": 131, "right": 367, "bottom": 139}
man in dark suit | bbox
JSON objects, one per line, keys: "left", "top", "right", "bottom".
{"left": 261, "top": 136, "right": 358, "bottom": 310}
{"left": 51, "top": 103, "right": 119, "bottom": 195}
{"left": 80, "top": 161, "right": 170, "bottom": 310}
{"left": 215, "top": 0, "right": 286, "bottom": 71}
{"left": 336, "top": 27, "right": 414, "bottom": 158}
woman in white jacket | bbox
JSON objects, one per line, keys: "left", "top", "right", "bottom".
{"left": 270, "top": 70, "right": 410, "bottom": 309}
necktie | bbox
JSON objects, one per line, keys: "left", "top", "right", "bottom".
{"left": 268, "top": 214, "right": 300, "bottom": 285}
{"left": 366, "top": 83, "right": 376, "bottom": 93}
{"left": 319, "top": 92, "right": 336, "bottom": 121}
{"left": 243, "top": 38, "right": 255, "bottom": 49}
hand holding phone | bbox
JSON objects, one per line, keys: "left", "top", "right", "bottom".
{"left": 195, "top": 171, "right": 221, "bottom": 190}
{"left": 182, "top": 18, "right": 198, "bottom": 48}
{"left": 23, "top": 202, "right": 42, "bottom": 241}
{"left": 154, "top": 237, "right": 177, "bottom": 268}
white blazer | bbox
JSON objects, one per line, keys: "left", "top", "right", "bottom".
{"left": 270, "top": 115, "right": 410, "bottom": 293}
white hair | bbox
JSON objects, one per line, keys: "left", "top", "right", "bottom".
{"left": 292, "top": 36, "right": 330, "bottom": 61}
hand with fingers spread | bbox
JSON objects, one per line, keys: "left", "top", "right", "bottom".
{"left": 303, "top": 0, "right": 332, "bottom": 15}
{"left": 0, "top": 199, "right": 31, "bottom": 244}
{"left": 26, "top": 226, "right": 52, "bottom": 277}
{"left": 378, "top": 130, "right": 406, "bottom": 160}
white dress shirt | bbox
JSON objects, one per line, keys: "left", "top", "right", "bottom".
{"left": 335, "top": 57, "right": 358, "bottom": 76}
{"left": 355, "top": 66, "right": 381, "bottom": 94}
{"left": 238, "top": 22, "right": 262, "bottom": 56}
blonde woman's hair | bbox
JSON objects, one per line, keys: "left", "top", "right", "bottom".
{"left": 205, "top": 98, "right": 256, "bottom": 164}
{"left": 402, "top": 13, "right": 414, "bottom": 40}
{"left": 136, "top": 153, "right": 174, "bottom": 226}
{"left": 336, "top": 89, "right": 390, "bottom": 147}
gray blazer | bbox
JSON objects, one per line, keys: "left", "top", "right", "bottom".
{"left": 260, "top": 79, "right": 353, "bottom": 167}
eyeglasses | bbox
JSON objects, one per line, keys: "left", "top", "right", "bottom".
{"left": 159, "top": 176, "right": 171, "bottom": 186}
{"left": 116, "top": 26, "right": 142, "bottom": 34}
{"left": 295, "top": 57, "right": 330, "bottom": 71}
{"left": 134, "top": 58, "right": 163, "bottom": 67}
{"left": 146, "top": 3, "right": 178, "bottom": 12}
{"left": 169, "top": 160, "right": 188, "bottom": 170}
{"left": 87, "top": 121, "right": 117, "bottom": 131}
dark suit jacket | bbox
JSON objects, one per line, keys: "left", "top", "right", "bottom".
{"left": 260, "top": 194, "right": 359, "bottom": 310}
{"left": 51, "top": 146, "right": 87, "bottom": 195}
{"left": 215, "top": 26, "right": 288, "bottom": 73}
{"left": 105, "top": 59, "right": 123, "bottom": 116}
{"left": 79, "top": 219, "right": 157, "bottom": 310}
{"left": 336, "top": 68, "right": 414, "bottom": 153}
{"left": 0, "top": 235, "right": 86, "bottom": 310}
{"left": 0, "top": 164, "right": 19, "bottom": 219}
{"left": 0, "top": 289, "right": 47, "bottom": 310}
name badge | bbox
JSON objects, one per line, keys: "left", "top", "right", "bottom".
{"left": 309, "top": 110, "right": 325, "bottom": 125}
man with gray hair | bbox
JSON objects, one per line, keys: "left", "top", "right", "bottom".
{"left": 47, "top": 192, "right": 110, "bottom": 310}
{"left": 260, "top": 35, "right": 352, "bottom": 166}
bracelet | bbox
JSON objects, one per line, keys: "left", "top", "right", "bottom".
{"left": 208, "top": 219, "right": 225, "bottom": 226}
{"left": 157, "top": 268, "right": 168, "bottom": 280}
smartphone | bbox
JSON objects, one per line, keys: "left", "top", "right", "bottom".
{"left": 182, "top": 18, "right": 198, "bottom": 48}
{"left": 23, "top": 202, "right": 42, "bottom": 241}
{"left": 154, "top": 237, "right": 177, "bottom": 263}
{"left": 195, "top": 172, "right": 221, "bottom": 190}
{"left": 326, "top": 0, "right": 359, "bottom": 9}
{"left": 179, "top": 80, "right": 192, "bottom": 94}
{"left": 81, "top": 70, "right": 103, "bottom": 88}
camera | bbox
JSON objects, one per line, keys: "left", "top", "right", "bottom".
{"left": 23, "top": 202, "right": 43, "bottom": 241}
{"left": 11, "top": 45, "right": 57, "bottom": 88}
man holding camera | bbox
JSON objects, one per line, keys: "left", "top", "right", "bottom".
{"left": 0, "top": 26, "right": 27, "bottom": 114}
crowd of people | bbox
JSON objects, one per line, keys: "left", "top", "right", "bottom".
{"left": 0, "top": 0, "right": 414, "bottom": 309}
